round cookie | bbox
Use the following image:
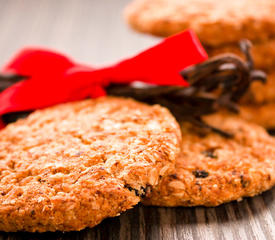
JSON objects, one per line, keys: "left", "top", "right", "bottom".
{"left": 142, "top": 113, "right": 275, "bottom": 207}
{"left": 0, "top": 97, "right": 181, "bottom": 232}
{"left": 125, "top": 0, "right": 275, "bottom": 47}
{"left": 240, "top": 103, "right": 275, "bottom": 129}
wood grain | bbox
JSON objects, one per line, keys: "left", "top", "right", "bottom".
{"left": 0, "top": 0, "right": 274, "bottom": 239}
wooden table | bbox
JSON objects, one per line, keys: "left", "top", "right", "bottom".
{"left": 0, "top": 0, "right": 274, "bottom": 239}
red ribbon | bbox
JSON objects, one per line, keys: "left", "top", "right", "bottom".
{"left": 0, "top": 30, "right": 207, "bottom": 128}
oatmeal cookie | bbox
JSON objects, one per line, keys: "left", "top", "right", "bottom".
{"left": 0, "top": 97, "right": 181, "bottom": 232}
{"left": 125, "top": 0, "right": 275, "bottom": 47}
{"left": 142, "top": 113, "right": 275, "bottom": 207}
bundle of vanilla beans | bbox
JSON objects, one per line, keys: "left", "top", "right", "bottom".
{"left": 0, "top": 40, "right": 267, "bottom": 137}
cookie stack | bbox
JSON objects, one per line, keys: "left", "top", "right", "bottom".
{"left": 1, "top": 0, "right": 275, "bottom": 232}
{"left": 125, "top": 0, "right": 275, "bottom": 129}
{"left": 0, "top": 96, "right": 275, "bottom": 232}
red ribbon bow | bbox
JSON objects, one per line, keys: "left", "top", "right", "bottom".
{"left": 0, "top": 30, "right": 207, "bottom": 128}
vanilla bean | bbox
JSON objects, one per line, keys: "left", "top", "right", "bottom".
{"left": 108, "top": 40, "right": 266, "bottom": 137}
{"left": 0, "top": 74, "right": 30, "bottom": 124}
{"left": 268, "top": 129, "right": 275, "bottom": 136}
{"left": 2, "top": 111, "right": 31, "bottom": 124}
{"left": 0, "top": 73, "right": 27, "bottom": 92}
{"left": 240, "top": 39, "right": 254, "bottom": 69}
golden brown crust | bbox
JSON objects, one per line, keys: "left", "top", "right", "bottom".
{"left": 0, "top": 97, "right": 181, "bottom": 232}
{"left": 207, "top": 41, "right": 275, "bottom": 72}
{"left": 125, "top": 0, "right": 275, "bottom": 47}
{"left": 240, "top": 103, "right": 275, "bottom": 129}
{"left": 142, "top": 113, "right": 275, "bottom": 207}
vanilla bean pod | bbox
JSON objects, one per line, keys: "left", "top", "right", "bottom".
{"left": 0, "top": 73, "right": 27, "bottom": 92}
{"left": 107, "top": 40, "right": 266, "bottom": 136}
{"left": 0, "top": 74, "right": 29, "bottom": 123}
{"left": 1, "top": 111, "right": 31, "bottom": 124}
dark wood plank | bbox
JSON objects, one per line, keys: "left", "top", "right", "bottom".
{"left": 0, "top": 0, "right": 274, "bottom": 239}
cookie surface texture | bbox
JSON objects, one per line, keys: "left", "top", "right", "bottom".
{"left": 240, "top": 103, "right": 275, "bottom": 129}
{"left": 125, "top": 0, "right": 275, "bottom": 46}
{"left": 0, "top": 97, "right": 181, "bottom": 232}
{"left": 142, "top": 113, "right": 275, "bottom": 207}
